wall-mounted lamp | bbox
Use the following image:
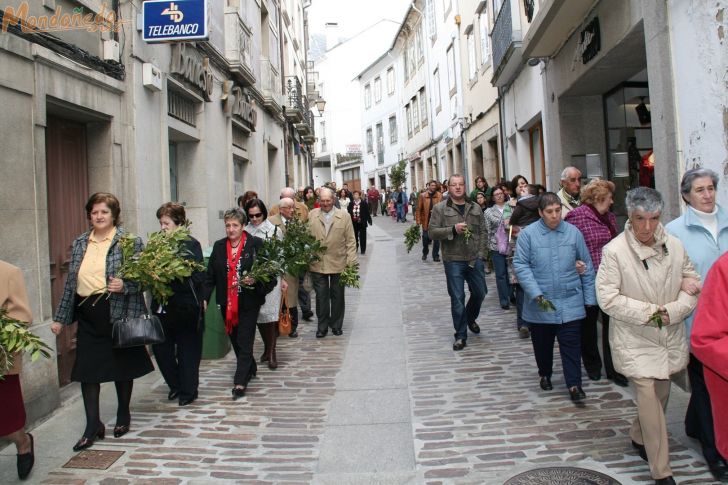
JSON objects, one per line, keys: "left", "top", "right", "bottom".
{"left": 315, "top": 98, "right": 326, "bottom": 115}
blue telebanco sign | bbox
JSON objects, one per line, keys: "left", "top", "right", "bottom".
{"left": 142, "top": 0, "right": 208, "bottom": 43}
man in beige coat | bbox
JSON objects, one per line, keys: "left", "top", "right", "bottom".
{"left": 0, "top": 260, "right": 35, "bottom": 479}
{"left": 269, "top": 197, "right": 301, "bottom": 338}
{"left": 308, "top": 187, "right": 357, "bottom": 338}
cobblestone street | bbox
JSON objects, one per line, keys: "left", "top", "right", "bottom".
{"left": 1, "top": 217, "right": 720, "bottom": 484}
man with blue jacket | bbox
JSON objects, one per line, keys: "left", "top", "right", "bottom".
{"left": 513, "top": 192, "right": 597, "bottom": 403}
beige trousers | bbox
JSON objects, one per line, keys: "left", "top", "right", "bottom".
{"left": 630, "top": 377, "right": 672, "bottom": 479}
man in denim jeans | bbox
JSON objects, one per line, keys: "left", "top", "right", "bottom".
{"left": 416, "top": 180, "right": 443, "bottom": 262}
{"left": 428, "top": 174, "right": 488, "bottom": 351}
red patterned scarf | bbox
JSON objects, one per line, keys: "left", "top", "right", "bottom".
{"left": 225, "top": 234, "right": 246, "bottom": 335}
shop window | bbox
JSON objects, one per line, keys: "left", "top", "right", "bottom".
{"left": 169, "top": 143, "right": 179, "bottom": 202}
{"left": 529, "top": 122, "right": 545, "bottom": 186}
{"left": 604, "top": 82, "right": 653, "bottom": 219}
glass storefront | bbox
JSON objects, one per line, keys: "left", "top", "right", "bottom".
{"left": 603, "top": 82, "right": 653, "bottom": 221}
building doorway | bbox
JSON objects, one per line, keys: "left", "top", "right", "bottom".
{"left": 46, "top": 116, "right": 89, "bottom": 387}
{"left": 529, "top": 122, "right": 545, "bottom": 186}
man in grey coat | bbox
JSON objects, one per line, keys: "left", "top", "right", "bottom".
{"left": 428, "top": 174, "right": 488, "bottom": 351}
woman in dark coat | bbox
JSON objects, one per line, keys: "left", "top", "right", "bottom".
{"left": 51, "top": 192, "right": 154, "bottom": 451}
{"left": 152, "top": 203, "right": 205, "bottom": 406}
{"left": 347, "top": 190, "right": 373, "bottom": 255}
{"left": 204, "top": 208, "right": 275, "bottom": 400}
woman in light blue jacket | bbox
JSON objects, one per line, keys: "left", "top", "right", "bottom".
{"left": 513, "top": 192, "right": 597, "bottom": 403}
{"left": 665, "top": 168, "right": 728, "bottom": 481}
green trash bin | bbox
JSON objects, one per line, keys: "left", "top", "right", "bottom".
{"left": 201, "top": 248, "right": 231, "bottom": 359}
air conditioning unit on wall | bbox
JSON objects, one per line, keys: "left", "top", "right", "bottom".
{"left": 103, "top": 40, "right": 120, "bottom": 61}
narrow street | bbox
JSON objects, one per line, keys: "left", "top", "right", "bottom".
{"left": 1, "top": 216, "right": 719, "bottom": 485}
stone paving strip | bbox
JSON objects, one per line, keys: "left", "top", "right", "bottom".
{"left": 39, "top": 301, "right": 356, "bottom": 484}
{"left": 384, "top": 218, "right": 718, "bottom": 485}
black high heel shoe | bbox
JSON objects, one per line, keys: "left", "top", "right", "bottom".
{"left": 73, "top": 425, "right": 105, "bottom": 451}
{"left": 232, "top": 386, "right": 246, "bottom": 400}
{"left": 113, "top": 424, "right": 130, "bottom": 438}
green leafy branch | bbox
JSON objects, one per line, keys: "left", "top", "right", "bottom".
{"left": 404, "top": 224, "right": 421, "bottom": 253}
{"left": 537, "top": 296, "right": 556, "bottom": 312}
{"left": 0, "top": 309, "right": 52, "bottom": 379}
{"left": 462, "top": 226, "right": 473, "bottom": 244}
{"left": 281, "top": 217, "right": 327, "bottom": 277}
{"left": 648, "top": 310, "right": 664, "bottom": 329}
{"left": 339, "top": 263, "right": 361, "bottom": 288}
{"left": 118, "top": 226, "right": 205, "bottom": 305}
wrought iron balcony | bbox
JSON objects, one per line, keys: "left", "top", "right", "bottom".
{"left": 490, "top": 0, "right": 524, "bottom": 87}
{"left": 259, "top": 59, "right": 283, "bottom": 114}
{"left": 224, "top": 9, "right": 255, "bottom": 85}
{"left": 284, "top": 76, "right": 306, "bottom": 123}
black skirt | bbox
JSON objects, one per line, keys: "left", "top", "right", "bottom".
{"left": 72, "top": 295, "right": 154, "bottom": 383}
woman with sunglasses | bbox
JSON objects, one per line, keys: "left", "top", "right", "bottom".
{"left": 244, "top": 199, "right": 287, "bottom": 370}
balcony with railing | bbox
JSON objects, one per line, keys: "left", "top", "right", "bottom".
{"left": 225, "top": 8, "right": 255, "bottom": 85}
{"left": 259, "top": 59, "right": 283, "bottom": 114}
{"left": 284, "top": 76, "right": 306, "bottom": 123}
{"left": 296, "top": 109, "right": 315, "bottom": 142}
{"left": 490, "top": 0, "right": 523, "bottom": 87}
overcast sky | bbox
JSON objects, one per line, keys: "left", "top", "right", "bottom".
{"left": 307, "top": 0, "right": 410, "bottom": 38}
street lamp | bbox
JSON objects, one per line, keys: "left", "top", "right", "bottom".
{"left": 314, "top": 98, "right": 326, "bottom": 115}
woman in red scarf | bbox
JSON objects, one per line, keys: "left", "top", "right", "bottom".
{"left": 204, "top": 208, "right": 275, "bottom": 400}
{"left": 565, "top": 179, "right": 628, "bottom": 388}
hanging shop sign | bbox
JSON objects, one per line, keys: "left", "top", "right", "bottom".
{"left": 222, "top": 81, "right": 257, "bottom": 132}
{"left": 143, "top": 0, "right": 208, "bottom": 42}
{"left": 580, "top": 17, "right": 600, "bottom": 64}
{"left": 170, "top": 43, "right": 214, "bottom": 101}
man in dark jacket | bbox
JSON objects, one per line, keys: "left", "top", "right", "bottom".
{"left": 428, "top": 174, "right": 488, "bottom": 351}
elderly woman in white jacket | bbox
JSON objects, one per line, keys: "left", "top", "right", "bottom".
{"left": 244, "top": 199, "right": 287, "bottom": 370}
{"left": 597, "top": 187, "right": 699, "bottom": 485}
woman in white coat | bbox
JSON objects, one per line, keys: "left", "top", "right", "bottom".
{"left": 244, "top": 199, "right": 287, "bottom": 370}
{"left": 597, "top": 187, "right": 699, "bottom": 485}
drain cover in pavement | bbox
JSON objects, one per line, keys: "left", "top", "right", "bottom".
{"left": 63, "top": 450, "right": 124, "bottom": 470}
{"left": 504, "top": 467, "right": 621, "bottom": 485}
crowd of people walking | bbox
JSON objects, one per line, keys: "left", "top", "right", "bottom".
{"left": 3, "top": 169, "right": 727, "bottom": 485}
{"left": 410, "top": 167, "right": 728, "bottom": 485}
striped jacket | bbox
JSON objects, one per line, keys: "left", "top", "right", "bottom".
{"left": 54, "top": 228, "right": 145, "bottom": 325}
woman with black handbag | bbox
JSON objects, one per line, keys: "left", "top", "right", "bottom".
{"left": 151, "top": 203, "right": 205, "bottom": 406}
{"left": 204, "top": 208, "right": 276, "bottom": 400}
{"left": 50, "top": 192, "right": 153, "bottom": 451}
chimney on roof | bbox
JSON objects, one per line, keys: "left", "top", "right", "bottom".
{"left": 325, "top": 22, "right": 339, "bottom": 50}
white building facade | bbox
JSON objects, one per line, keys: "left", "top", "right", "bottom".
{"left": 312, "top": 20, "right": 400, "bottom": 190}
{"left": 357, "top": 52, "right": 405, "bottom": 190}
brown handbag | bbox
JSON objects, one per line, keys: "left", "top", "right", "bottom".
{"left": 279, "top": 292, "right": 292, "bottom": 336}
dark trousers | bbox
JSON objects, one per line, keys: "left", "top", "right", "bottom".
{"left": 422, "top": 229, "right": 440, "bottom": 259}
{"left": 515, "top": 285, "right": 527, "bottom": 329}
{"left": 529, "top": 320, "right": 582, "bottom": 388}
{"left": 353, "top": 223, "right": 367, "bottom": 254}
{"left": 369, "top": 199, "right": 379, "bottom": 216}
{"left": 152, "top": 311, "right": 203, "bottom": 400}
{"left": 581, "top": 305, "right": 603, "bottom": 376}
{"left": 298, "top": 274, "right": 312, "bottom": 316}
{"left": 311, "top": 272, "right": 344, "bottom": 333}
{"left": 289, "top": 306, "right": 299, "bottom": 332}
{"left": 491, "top": 252, "right": 511, "bottom": 307}
{"left": 227, "top": 307, "right": 259, "bottom": 386}
{"left": 597, "top": 310, "right": 623, "bottom": 380}
{"left": 686, "top": 353, "right": 723, "bottom": 464}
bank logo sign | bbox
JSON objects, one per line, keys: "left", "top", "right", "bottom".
{"left": 143, "top": 0, "right": 207, "bottom": 42}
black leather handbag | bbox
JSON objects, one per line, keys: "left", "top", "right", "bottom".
{"left": 112, "top": 295, "right": 165, "bottom": 348}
